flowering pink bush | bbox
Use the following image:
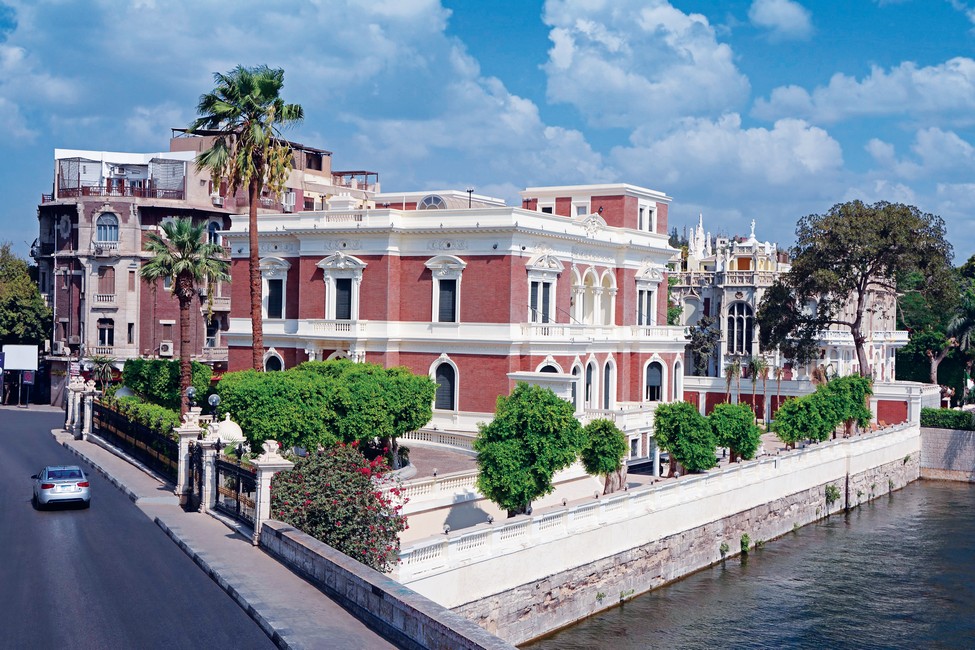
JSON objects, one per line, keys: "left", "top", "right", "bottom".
{"left": 270, "top": 444, "right": 407, "bottom": 572}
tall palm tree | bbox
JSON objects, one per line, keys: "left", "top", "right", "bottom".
{"left": 749, "top": 355, "right": 768, "bottom": 424}
{"left": 724, "top": 358, "right": 741, "bottom": 403}
{"left": 190, "top": 65, "right": 304, "bottom": 371}
{"left": 141, "top": 219, "right": 230, "bottom": 415}
{"left": 774, "top": 364, "right": 785, "bottom": 417}
{"left": 89, "top": 354, "right": 115, "bottom": 395}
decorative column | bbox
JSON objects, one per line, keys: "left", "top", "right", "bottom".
{"left": 200, "top": 425, "right": 222, "bottom": 515}
{"left": 66, "top": 375, "right": 84, "bottom": 436}
{"left": 81, "top": 380, "right": 99, "bottom": 441}
{"left": 173, "top": 408, "right": 204, "bottom": 503}
{"left": 250, "top": 440, "right": 294, "bottom": 546}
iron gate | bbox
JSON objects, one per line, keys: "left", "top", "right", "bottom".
{"left": 184, "top": 440, "right": 204, "bottom": 512}
{"left": 214, "top": 453, "right": 256, "bottom": 526}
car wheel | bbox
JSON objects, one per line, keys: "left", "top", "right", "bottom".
{"left": 32, "top": 495, "right": 42, "bottom": 510}
{"left": 83, "top": 499, "right": 91, "bottom": 509}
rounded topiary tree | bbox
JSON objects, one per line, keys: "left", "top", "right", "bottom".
{"left": 654, "top": 401, "right": 716, "bottom": 474}
{"left": 580, "top": 418, "right": 628, "bottom": 495}
{"left": 475, "top": 382, "right": 584, "bottom": 517}
{"left": 710, "top": 402, "right": 762, "bottom": 462}
{"left": 270, "top": 444, "right": 406, "bottom": 573}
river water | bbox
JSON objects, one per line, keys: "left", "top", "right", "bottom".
{"left": 524, "top": 481, "right": 975, "bottom": 649}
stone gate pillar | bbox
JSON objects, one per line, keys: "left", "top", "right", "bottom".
{"left": 174, "top": 408, "right": 204, "bottom": 503}
{"left": 251, "top": 440, "right": 293, "bottom": 546}
{"left": 80, "top": 380, "right": 99, "bottom": 441}
{"left": 66, "top": 376, "right": 84, "bottom": 437}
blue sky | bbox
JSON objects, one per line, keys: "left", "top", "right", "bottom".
{"left": 2, "top": 0, "right": 974, "bottom": 262}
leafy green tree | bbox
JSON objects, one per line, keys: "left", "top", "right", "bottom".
{"left": 0, "top": 242, "right": 51, "bottom": 347}
{"left": 191, "top": 65, "right": 304, "bottom": 371}
{"left": 140, "top": 218, "right": 229, "bottom": 415}
{"left": 710, "top": 403, "right": 761, "bottom": 462}
{"left": 758, "top": 201, "right": 954, "bottom": 377}
{"left": 687, "top": 314, "right": 719, "bottom": 376}
{"left": 216, "top": 369, "right": 338, "bottom": 452}
{"left": 653, "top": 401, "right": 716, "bottom": 474}
{"left": 297, "top": 360, "right": 434, "bottom": 468}
{"left": 475, "top": 383, "right": 584, "bottom": 516}
{"left": 773, "top": 396, "right": 828, "bottom": 448}
{"left": 89, "top": 355, "right": 116, "bottom": 394}
{"left": 667, "top": 276, "right": 683, "bottom": 325}
{"left": 821, "top": 375, "right": 873, "bottom": 437}
{"left": 270, "top": 444, "right": 406, "bottom": 573}
{"left": 580, "top": 419, "right": 628, "bottom": 494}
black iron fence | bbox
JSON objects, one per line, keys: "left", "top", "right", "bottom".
{"left": 92, "top": 402, "right": 179, "bottom": 481}
{"left": 214, "top": 452, "right": 256, "bottom": 526}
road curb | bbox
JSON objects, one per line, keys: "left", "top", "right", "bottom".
{"left": 53, "top": 429, "right": 143, "bottom": 504}
{"left": 153, "top": 517, "right": 291, "bottom": 650}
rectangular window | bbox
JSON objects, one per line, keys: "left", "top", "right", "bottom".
{"left": 127, "top": 323, "right": 134, "bottom": 344}
{"left": 638, "top": 289, "right": 654, "bottom": 326}
{"left": 267, "top": 278, "right": 283, "bottom": 319}
{"left": 530, "top": 281, "right": 552, "bottom": 323}
{"left": 162, "top": 323, "right": 173, "bottom": 341}
{"left": 128, "top": 270, "right": 136, "bottom": 292}
{"left": 541, "top": 206, "right": 553, "bottom": 214}
{"left": 335, "top": 278, "right": 352, "bottom": 320}
{"left": 438, "top": 279, "right": 457, "bottom": 322}
{"left": 97, "top": 319, "right": 114, "bottom": 346}
{"left": 639, "top": 207, "right": 645, "bottom": 231}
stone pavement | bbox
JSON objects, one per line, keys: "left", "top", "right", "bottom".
{"left": 50, "top": 426, "right": 396, "bottom": 650}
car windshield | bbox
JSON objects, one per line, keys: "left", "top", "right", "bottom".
{"left": 47, "top": 469, "right": 83, "bottom": 480}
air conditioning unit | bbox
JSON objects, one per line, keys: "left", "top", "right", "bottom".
{"left": 93, "top": 245, "right": 105, "bottom": 256}
{"left": 211, "top": 195, "right": 224, "bottom": 207}
{"left": 113, "top": 166, "right": 126, "bottom": 175}
{"left": 159, "top": 340, "right": 174, "bottom": 357}
{"left": 68, "top": 335, "right": 80, "bottom": 345}
{"left": 53, "top": 341, "right": 66, "bottom": 356}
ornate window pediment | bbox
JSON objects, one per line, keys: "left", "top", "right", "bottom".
{"left": 316, "top": 251, "right": 367, "bottom": 272}
{"left": 580, "top": 213, "right": 607, "bottom": 237}
{"left": 259, "top": 256, "right": 291, "bottom": 278}
{"left": 636, "top": 264, "right": 665, "bottom": 287}
{"left": 425, "top": 254, "right": 467, "bottom": 277}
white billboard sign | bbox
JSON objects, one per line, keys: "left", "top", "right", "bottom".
{"left": 2, "top": 345, "right": 39, "bottom": 371}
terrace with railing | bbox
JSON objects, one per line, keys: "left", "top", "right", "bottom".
{"left": 45, "top": 183, "right": 185, "bottom": 202}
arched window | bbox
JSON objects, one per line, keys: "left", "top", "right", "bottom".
{"left": 208, "top": 221, "right": 221, "bottom": 245}
{"left": 646, "top": 362, "right": 663, "bottom": 402}
{"left": 540, "top": 365, "right": 558, "bottom": 373}
{"left": 673, "top": 360, "right": 683, "bottom": 402}
{"left": 418, "top": 194, "right": 447, "bottom": 210}
{"left": 435, "top": 363, "right": 456, "bottom": 410}
{"left": 96, "top": 213, "right": 119, "bottom": 242}
{"left": 571, "top": 366, "right": 580, "bottom": 411}
{"left": 727, "top": 302, "right": 754, "bottom": 356}
{"left": 603, "top": 362, "right": 613, "bottom": 409}
{"left": 585, "top": 362, "right": 595, "bottom": 408}
{"left": 264, "top": 356, "right": 283, "bottom": 371}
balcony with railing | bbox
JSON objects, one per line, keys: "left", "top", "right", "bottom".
{"left": 671, "top": 270, "right": 777, "bottom": 288}
{"left": 47, "top": 182, "right": 184, "bottom": 202}
{"left": 198, "top": 344, "right": 229, "bottom": 363}
{"left": 90, "top": 346, "right": 114, "bottom": 356}
{"left": 91, "top": 241, "right": 119, "bottom": 256}
{"left": 91, "top": 293, "right": 116, "bottom": 305}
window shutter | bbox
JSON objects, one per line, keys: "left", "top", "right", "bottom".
{"left": 541, "top": 283, "right": 551, "bottom": 323}
{"left": 438, "top": 279, "right": 456, "bottom": 322}
{"left": 435, "top": 364, "right": 455, "bottom": 410}
{"left": 335, "top": 278, "right": 352, "bottom": 320}
{"left": 530, "top": 281, "right": 539, "bottom": 322}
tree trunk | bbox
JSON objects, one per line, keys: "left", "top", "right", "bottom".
{"left": 249, "top": 177, "right": 264, "bottom": 371}
{"left": 603, "top": 464, "right": 628, "bottom": 494}
{"left": 178, "top": 278, "right": 193, "bottom": 417}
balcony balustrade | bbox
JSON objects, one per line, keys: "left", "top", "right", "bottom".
{"left": 53, "top": 184, "right": 184, "bottom": 201}
{"left": 92, "top": 293, "right": 116, "bottom": 304}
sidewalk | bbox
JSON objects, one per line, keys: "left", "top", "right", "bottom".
{"left": 51, "top": 427, "right": 396, "bottom": 650}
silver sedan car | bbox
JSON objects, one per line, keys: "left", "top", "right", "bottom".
{"left": 32, "top": 465, "right": 91, "bottom": 509}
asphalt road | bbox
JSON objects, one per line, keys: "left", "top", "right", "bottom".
{"left": 0, "top": 406, "right": 274, "bottom": 649}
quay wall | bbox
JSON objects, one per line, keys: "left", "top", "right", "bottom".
{"left": 397, "top": 425, "right": 921, "bottom": 645}
{"left": 920, "top": 426, "right": 975, "bottom": 482}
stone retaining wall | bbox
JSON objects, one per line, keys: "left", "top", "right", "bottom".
{"left": 920, "top": 427, "right": 975, "bottom": 482}
{"left": 430, "top": 427, "right": 921, "bottom": 645}
{"left": 259, "top": 521, "right": 515, "bottom": 650}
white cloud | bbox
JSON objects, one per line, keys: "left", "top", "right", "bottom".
{"left": 541, "top": 0, "right": 750, "bottom": 129}
{"left": 753, "top": 57, "right": 975, "bottom": 124}
{"left": 865, "top": 128, "right": 975, "bottom": 181}
{"left": 748, "top": 0, "right": 813, "bottom": 41}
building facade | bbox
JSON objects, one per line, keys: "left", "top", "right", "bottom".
{"left": 33, "top": 131, "right": 374, "bottom": 403}
{"left": 220, "top": 183, "right": 687, "bottom": 459}
{"left": 671, "top": 216, "right": 907, "bottom": 393}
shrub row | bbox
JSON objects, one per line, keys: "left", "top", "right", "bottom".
{"left": 772, "top": 375, "right": 873, "bottom": 448}
{"left": 920, "top": 407, "right": 975, "bottom": 430}
{"left": 104, "top": 395, "right": 181, "bottom": 440}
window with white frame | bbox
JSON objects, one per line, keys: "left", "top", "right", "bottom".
{"left": 425, "top": 255, "right": 466, "bottom": 323}
{"left": 527, "top": 253, "right": 563, "bottom": 324}
{"left": 646, "top": 362, "right": 663, "bottom": 401}
{"left": 603, "top": 361, "right": 613, "bottom": 409}
{"left": 317, "top": 252, "right": 367, "bottom": 321}
{"left": 96, "top": 213, "right": 119, "bottom": 242}
{"left": 638, "top": 202, "right": 656, "bottom": 233}
{"left": 727, "top": 302, "right": 754, "bottom": 356}
{"left": 637, "top": 288, "right": 655, "bottom": 326}
{"left": 259, "top": 257, "right": 291, "bottom": 319}
{"left": 573, "top": 199, "right": 590, "bottom": 217}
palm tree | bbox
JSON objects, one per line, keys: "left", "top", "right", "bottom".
{"left": 89, "top": 355, "right": 115, "bottom": 395}
{"left": 760, "top": 361, "right": 771, "bottom": 427}
{"left": 141, "top": 218, "right": 230, "bottom": 415}
{"left": 774, "top": 364, "right": 785, "bottom": 417}
{"left": 190, "top": 65, "right": 304, "bottom": 371}
{"left": 724, "top": 358, "right": 741, "bottom": 403}
{"left": 749, "top": 355, "right": 768, "bottom": 424}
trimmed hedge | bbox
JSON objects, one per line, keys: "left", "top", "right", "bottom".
{"left": 104, "top": 395, "right": 181, "bottom": 440}
{"left": 920, "top": 407, "right": 975, "bottom": 431}
{"left": 121, "top": 358, "right": 211, "bottom": 411}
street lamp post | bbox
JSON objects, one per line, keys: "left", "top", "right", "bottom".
{"left": 466, "top": 187, "right": 474, "bottom": 208}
